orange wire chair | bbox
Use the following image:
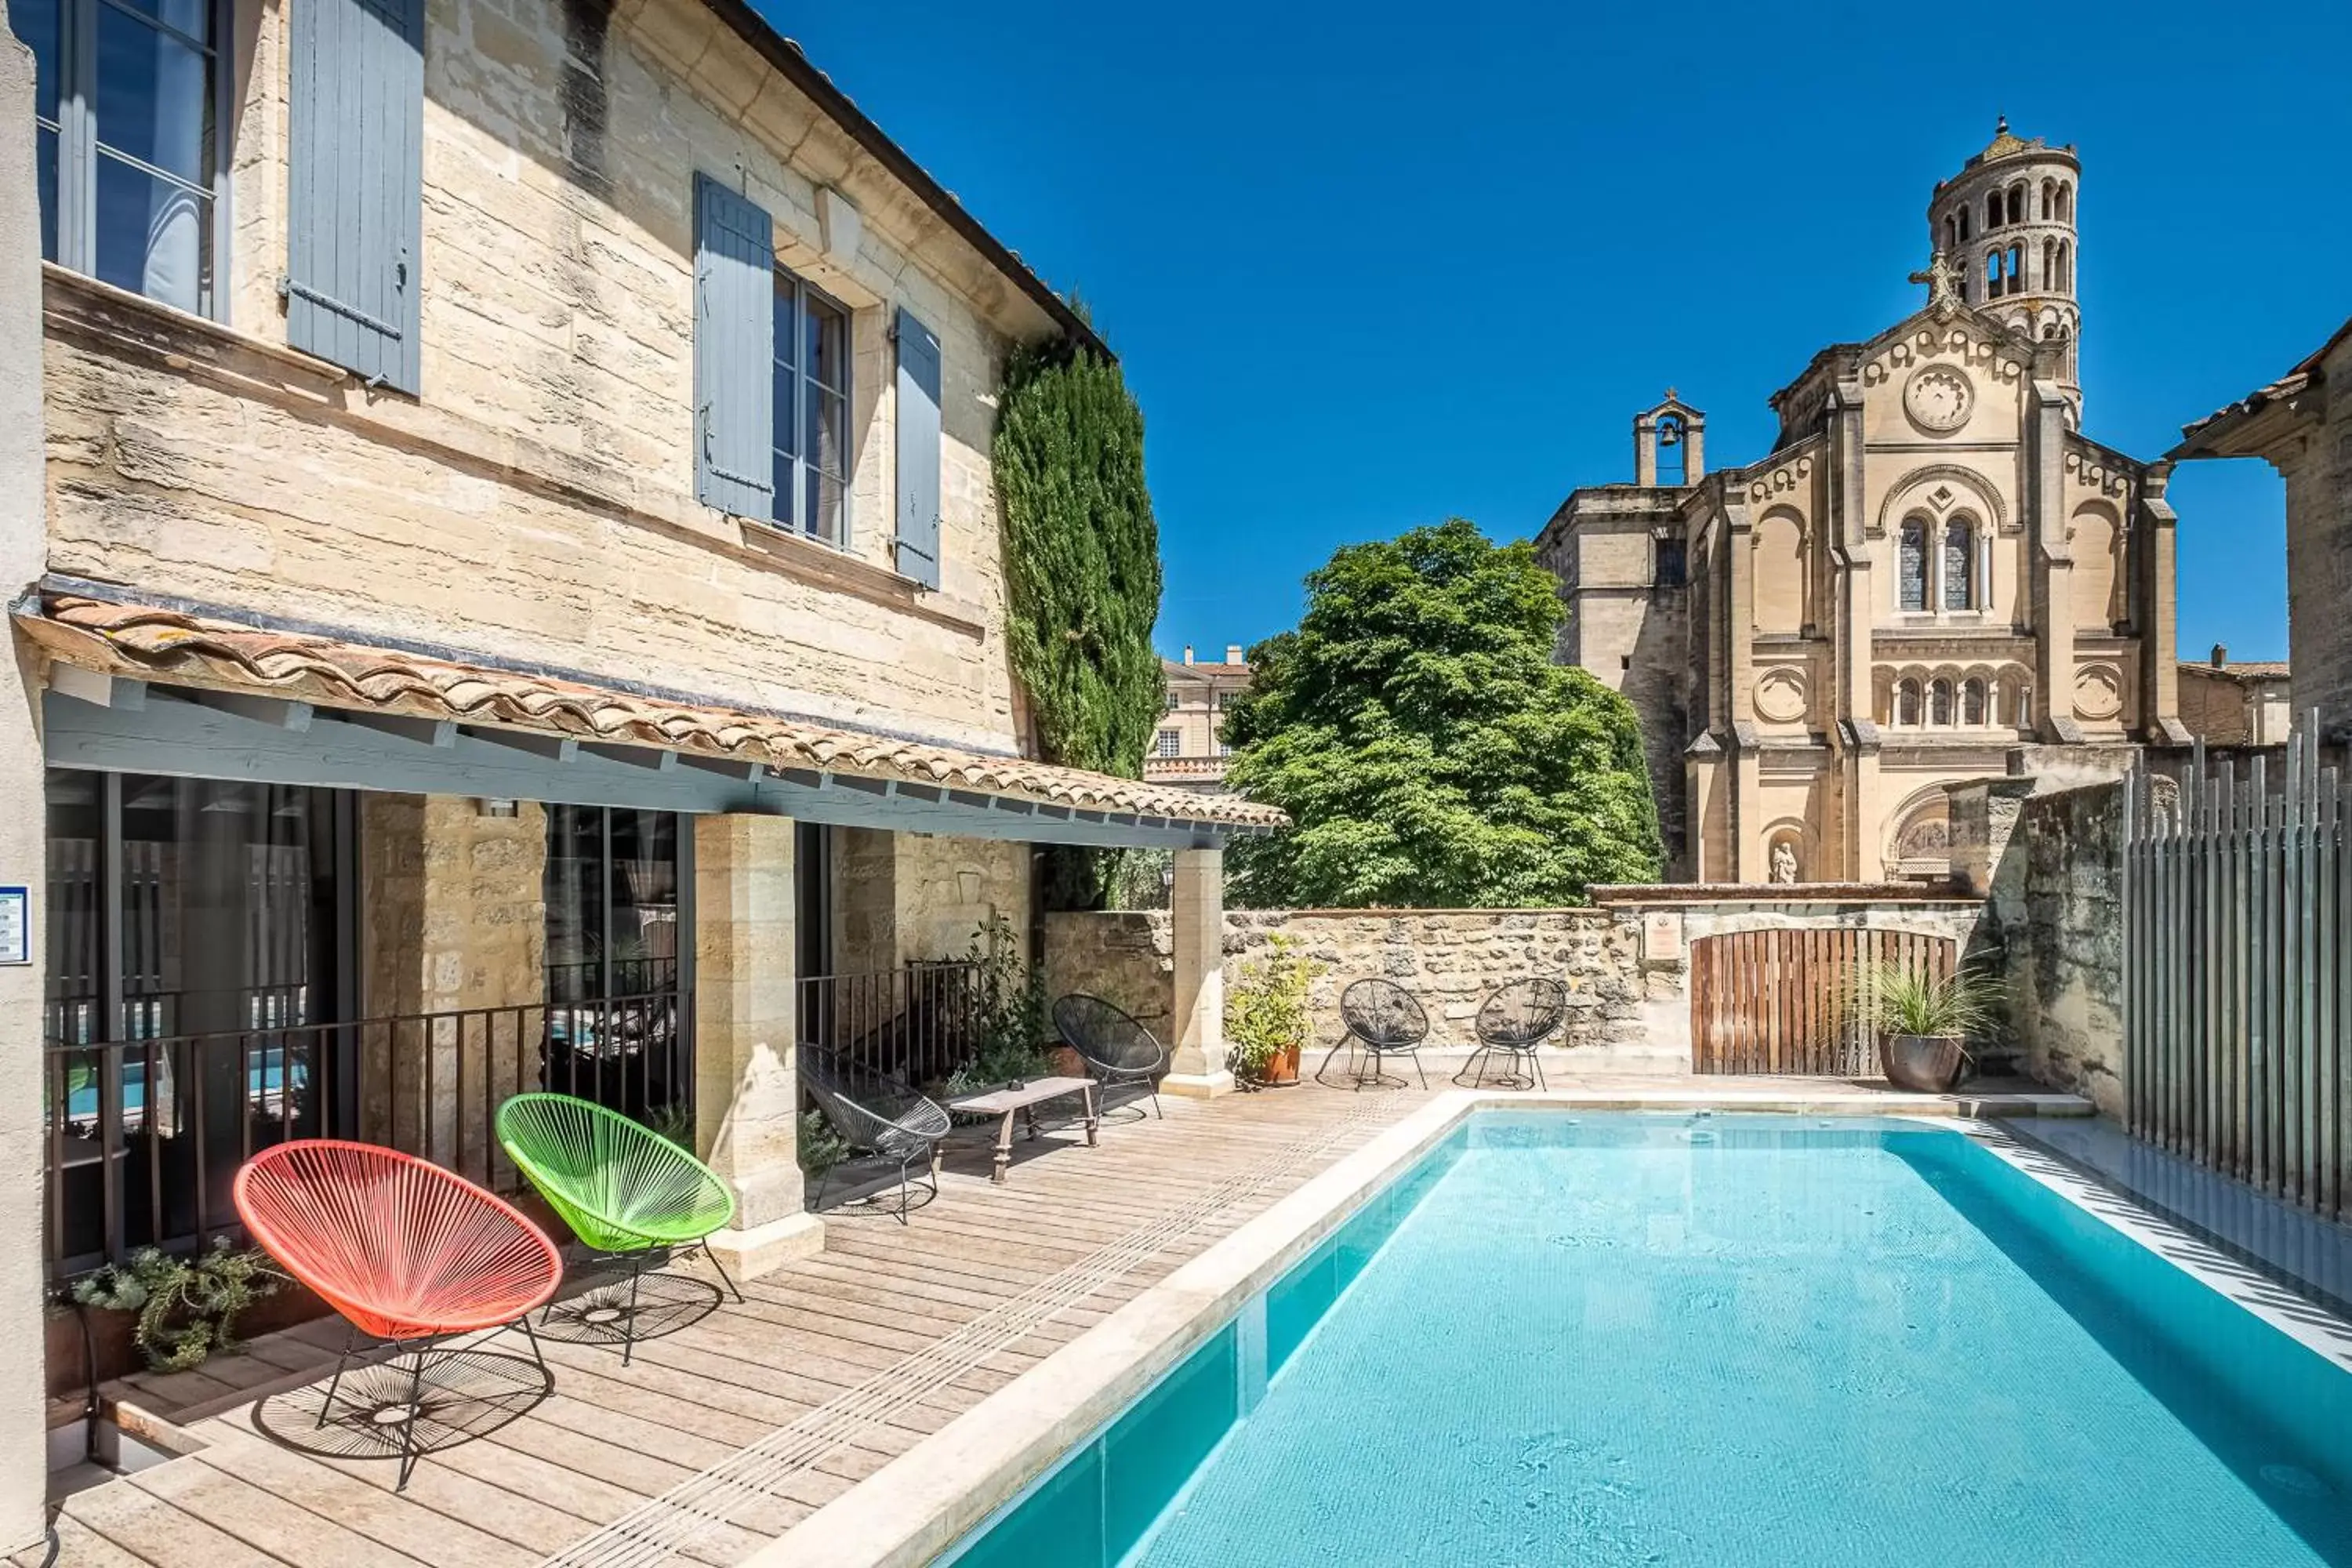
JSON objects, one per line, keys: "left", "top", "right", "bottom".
{"left": 234, "top": 1139, "right": 563, "bottom": 1488}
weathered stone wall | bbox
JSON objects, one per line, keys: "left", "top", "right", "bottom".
{"left": 1982, "top": 778, "right": 2136, "bottom": 1116}
{"left": 827, "top": 828, "right": 1029, "bottom": 975}
{"left": 0, "top": 0, "right": 52, "bottom": 1542}
{"left": 41, "top": 0, "right": 1062, "bottom": 755}
{"left": 1044, "top": 894, "right": 1984, "bottom": 1076}
{"left": 2284, "top": 333, "right": 2352, "bottom": 742}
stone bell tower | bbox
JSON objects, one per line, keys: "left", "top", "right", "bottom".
{"left": 1926, "top": 117, "right": 2082, "bottom": 412}
{"left": 1633, "top": 392, "right": 1706, "bottom": 487}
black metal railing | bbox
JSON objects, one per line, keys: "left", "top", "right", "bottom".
{"left": 43, "top": 989, "right": 688, "bottom": 1277}
{"left": 797, "top": 963, "right": 981, "bottom": 1086}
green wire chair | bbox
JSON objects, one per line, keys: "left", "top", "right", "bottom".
{"left": 495, "top": 1093, "right": 742, "bottom": 1362}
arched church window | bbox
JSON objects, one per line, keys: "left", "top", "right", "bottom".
{"left": 1944, "top": 214, "right": 1958, "bottom": 251}
{"left": 1898, "top": 679, "right": 1922, "bottom": 728}
{"left": 1930, "top": 679, "right": 1954, "bottom": 726}
{"left": 1963, "top": 678, "right": 1987, "bottom": 725}
{"left": 2056, "top": 183, "right": 2071, "bottom": 223}
{"left": 2007, "top": 243, "right": 2024, "bottom": 289}
{"left": 2056, "top": 240, "right": 2072, "bottom": 292}
{"left": 1899, "top": 519, "right": 1929, "bottom": 612}
{"left": 2041, "top": 179, "right": 2055, "bottom": 218}
{"left": 1987, "top": 192, "right": 2002, "bottom": 230}
{"left": 1984, "top": 251, "right": 2002, "bottom": 299}
{"left": 2006, "top": 184, "right": 2025, "bottom": 226}
{"left": 1943, "top": 521, "right": 1975, "bottom": 610}
{"left": 1958, "top": 209, "right": 1971, "bottom": 242}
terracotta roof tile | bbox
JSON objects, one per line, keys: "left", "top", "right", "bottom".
{"left": 19, "top": 597, "right": 1288, "bottom": 830}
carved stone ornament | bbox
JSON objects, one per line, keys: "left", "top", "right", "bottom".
{"left": 1903, "top": 365, "right": 1974, "bottom": 434}
{"left": 1907, "top": 249, "right": 1968, "bottom": 317}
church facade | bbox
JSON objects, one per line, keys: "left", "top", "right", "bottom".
{"left": 1537, "top": 122, "right": 2186, "bottom": 884}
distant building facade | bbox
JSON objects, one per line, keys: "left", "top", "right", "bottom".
{"left": 1148, "top": 644, "right": 1251, "bottom": 792}
{"left": 1538, "top": 122, "right": 2186, "bottom": 884}
{"left": 2177, "top": 648, "right": 2293, "bottom": 747}
{"left": 2171, "top": 317, "right": 2352, "bottom": 743}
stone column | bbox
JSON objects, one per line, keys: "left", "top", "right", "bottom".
{"left": 0, "top": 0, "right": 48, "bottom": 1539}
{"left": 359, "top": 795, "right": 545, "bottom": 1178}
{"left": 693, "top": 813, "right": 823, "bottom": 1276}
{"left": 1161, "top": 845, "right": 1232, "bottom": 1098}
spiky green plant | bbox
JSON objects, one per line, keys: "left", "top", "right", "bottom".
{"left": 1854, "top": 961, "right": 2001, "bottom": 1040}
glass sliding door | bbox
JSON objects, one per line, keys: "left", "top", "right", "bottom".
{"left": 543, "top": 806, "right": 686, "bottom": 1130}
{"left": 43, "top": 769, "right": 352, "bottom": 1273}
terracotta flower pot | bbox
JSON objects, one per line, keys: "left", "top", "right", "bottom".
{"left": 1258, "top": 1043, "right": 1301, "bottom": 1088}
{"left": 1881, "top": 1032, "right": 1969, "bottom": 1093}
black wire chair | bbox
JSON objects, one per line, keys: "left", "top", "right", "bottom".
{"left": 799, "top": 1047, "right": 951, "bottom": 1224}
{"left": 1051, "top": 994, "right": 1167, "bottom": 1120}
{"left": 1327, "top": 978, "right": 1431, "bottom": 1090}
{"left": 1460, "top": 978, "right": 1568, "bottom": 1090}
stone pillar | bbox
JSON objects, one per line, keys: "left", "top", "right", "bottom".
{"left": 1161, "top": 846, "right": 1232, "bottom": 1098}
{"left": 0, "top": 0, "right": 49, "bottom": 1541}
{"left": 693, "top": 813, "right": 823, "bottom": 1276}
{"left": 359, "top": 795, "right": 546, "bottom": 1177}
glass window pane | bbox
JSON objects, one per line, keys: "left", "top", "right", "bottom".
{"left": 23, "top": 0, "right": 60, "bottom": 121}
{"left": 1943, "top": 528, "right": 1973, "bottom": 610}
{"left": 93, "top": 154, "right": 211, "bottom": 314}
{"left": 113, "top": 0, "right": 212, "bottom": 34}
{"left": 96, "top": 6, "right": 215, "bottom": 187}
{"left": 771, "top": 450, "right": 796, "bottom": 527}
{"left": 45, "top": 771, "right": 103, "bottom": 1052}
{"left": 808, "top": 298, "right": 847, "bottom": 391}
{"left": 812, "top": 387, "right": 846, "bottom": 478}
{"left": 38, "top": 127, "right": 59, "bottom": 263}
{"left": 809, "top": 470, "right": 844, "bottom": 544}
{"left": 771, "top": 355, "right": 797, "bottom": 456}
{"left": 1898, "top": 524, "right": 1926, "bottom": 612}
{"left": 607, "top": 811, "right": 678, "bottom": 996}
{"left": 543, "top": 804, "right": 608, "bottom": 1006}
{"left": 771, "top": 281, "right": 797, "bottom": 368}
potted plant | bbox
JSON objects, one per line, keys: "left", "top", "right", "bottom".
{"left": 1857, "top": 961, "right": 2000, "bottom": 1092}
{"left": 69, "top": 1239, "right": 283, "bottom": 1374}
{"left": 1227, "top": 936, "right": 1322, "bottom": 1089}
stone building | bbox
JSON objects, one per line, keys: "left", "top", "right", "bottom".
{"left": 1537, "top": 122, "right": 2184, "bottom": 884}
{"left": 0, "top": 0, "right": 1270, "bottom": 1534}
{"left": 2170, "top": 316, "right": 2352, "bottom": 742}
{"left": 1146, "top": 643, "right": 1252, "bottom": 792}
{"left": 2176, "top": 648, "right": 2293, "bottom": 747}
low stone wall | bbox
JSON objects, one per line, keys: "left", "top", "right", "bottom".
{"left": 1044, "top": 891, "right": 1986, "bottom": 1076}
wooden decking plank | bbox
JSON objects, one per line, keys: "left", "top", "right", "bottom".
{"left": 124, "top": 1456, "right": 429, "bottom": 1568}
{"left": 60, "top": 1475, "right": 279, "bottom": 1567}
{"left": 187, "top": 1440, "right": 536, "bottom": 1568}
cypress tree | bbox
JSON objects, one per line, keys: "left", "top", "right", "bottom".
{"left": 995, "top": 331, "right": 1166, "bottom": 906}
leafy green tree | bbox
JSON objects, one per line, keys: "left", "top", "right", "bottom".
{"left": 995, "top": 331, "right": 1164, "bottom": 907}
{"left": 1225, "top": 519, "right": 1661, "bottom": 908}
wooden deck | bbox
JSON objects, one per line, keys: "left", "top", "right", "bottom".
{"left": 27, "top": 1074, "right": 2082, "bottom": 1567}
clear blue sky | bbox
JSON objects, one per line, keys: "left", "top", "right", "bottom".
{"left": 766, "top": 0, "right": 2349, "bottom": 666}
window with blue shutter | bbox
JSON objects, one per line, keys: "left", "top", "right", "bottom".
{"left": 693, "top": 172, "right": 776, "bottom": 519}
{"left": 894, "top": 307, "right": 942, "bottom": 589}
{"left": 285, "top": 0, "right": 423, "bottom": 393}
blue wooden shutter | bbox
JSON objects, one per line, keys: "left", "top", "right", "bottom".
{"left": 285, "top": 0, "right": 424, "bottom": 394}
{"left": 894, "top": 308, "right": 942, "bottom": 588}
{"left": 694, "top": 174, "right": 776, "bottom": 518}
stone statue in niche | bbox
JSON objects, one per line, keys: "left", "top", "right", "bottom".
{"left": 1770, "top": 840, "right": 1799, "bottom": 885}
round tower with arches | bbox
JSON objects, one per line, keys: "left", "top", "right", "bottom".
{"left": 1926, "top": 117, "right": 2081, "bottom": 411}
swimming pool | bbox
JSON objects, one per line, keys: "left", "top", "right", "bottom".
{"left": 943, "top": 1112, "right": 2352, "bottom": 1566}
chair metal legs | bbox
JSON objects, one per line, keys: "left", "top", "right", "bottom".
{"left": 315, "top": 1323, "right": 358, "bottom": 1429}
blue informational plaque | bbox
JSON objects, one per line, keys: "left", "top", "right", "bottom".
{"left": 0, "top": 887, "right": 25, "bottom": 966}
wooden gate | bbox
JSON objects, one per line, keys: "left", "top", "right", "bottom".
{"left": 1690, "top": 928, "right": 1955, "bottom": 1076}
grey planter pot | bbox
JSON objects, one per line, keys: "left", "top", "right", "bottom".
{"left": 1880, "top": 1032, "right": 1969, "bottom": 1093}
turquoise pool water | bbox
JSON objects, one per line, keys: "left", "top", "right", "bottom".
{"left": 946, "top": 1114, "right": 2352, "bottom": 1567}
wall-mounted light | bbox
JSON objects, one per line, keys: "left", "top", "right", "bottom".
{"left": 477, "top": 798, "right": 520, "bottom": 818}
